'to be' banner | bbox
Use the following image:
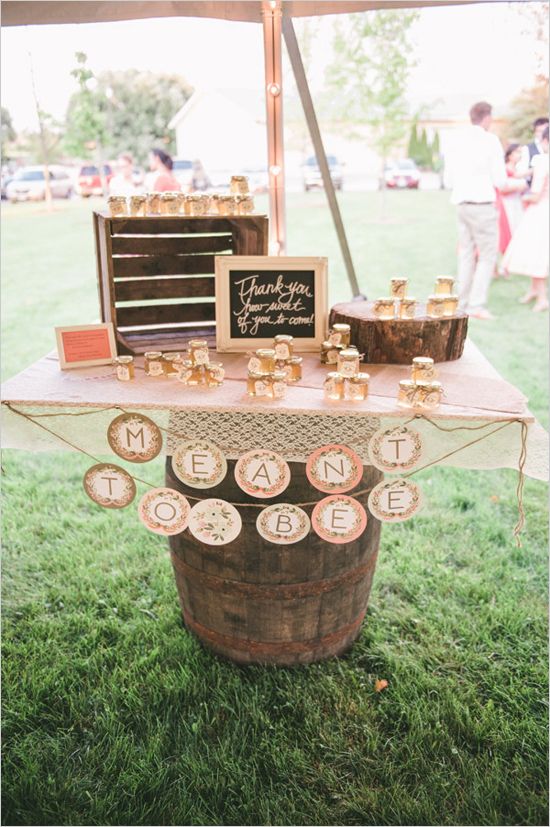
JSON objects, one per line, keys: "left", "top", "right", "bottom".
{"left": 108, "top": 413, "right": 163, "bottom": 463}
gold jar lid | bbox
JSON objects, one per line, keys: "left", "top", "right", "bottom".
{"left": 401, "top": 297, "right": 417, "bottom": 304}
{"left": 322, "top": 340, "right": 342, "bottom": 350}
{"left": 256, "top": 348, "right": 276, "bottom": 358}
{"left": 161, "top": 192, "right": 177, "bottom": 200}
{"left": 249, "top": 370, "right": 271, "bottom": 380}
{"left": 339, "top": 348, "right": 360, "bottom": 359}
{"left": 116, "top": 355, "right": 134, "bottom": 364}
{"left": 412, "top": 356, "right": 434, "bottom": 366}
{"left": 350, "top": 372, "right": 370, "bottom": 383}
{"left": 325, "top": 371, "right": 342, "bottom": 381}
{"left": 428, "top": 294, "right": 446, "bottom": 302}
{"left": 391, "top": 277, "right": 408, "bottom": 284}
{"left": 288, "top": 356, "right": 303, "bottom": 364}
{"left": 436, "top": 276, "right": 454, "bottom": 283}
{"left": 188, "top": 339, "right": 208, "bottom": 349}
{"left": 108, "top": 195, "right": 126, "bottom": 202}
{"left": 416, "top": 380, "right": 442, "bottom": 390}
{"left": 231, "top": 175, "right": 247, "bottom": 182}
{"left": 274, "top": 334, "right": 293, "bottom": 343}
{"left": 271, "top": 371, "right": 288, "bottom": 381}
{"left": 399, "top": 379, "right": 417, "bottom": 389}
{"left": 144, "top": 351, "right": 163, "bottom": 359}
{"left": 332, "top": 323, "right": 350, "bottom": 332}
{"left": 376, "top": 297, "right": 396, "bottom": 303}
{"left": 164, "top": 353, "right": 182, "bottom": 362}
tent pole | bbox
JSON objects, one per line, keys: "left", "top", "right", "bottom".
{"left": 262, "top": 0, "right": 286, "bottom": 254}
{"left": 282, "top": 16, "right": 362, "bottom": 297}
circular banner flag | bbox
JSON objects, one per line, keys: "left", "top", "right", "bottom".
{"left": 306, "top": 444, "right": 363, "bottom": 494}
{"left": 188, "top": 498, "right": 242, "bottom": 546}
{"left": 311, "top": 495, "right": 367, "bottom": 544}
{"left": 138, "top": 487, "right": 190, "bottom": 536}
{"left": 368, "top": 426, "right": 423, "bottom": 473}
{"left": 234, "top": 449, "right": 290, "bottom": 499}
{"left": 83, "top": 463, "right": 136, "bottom": 509}
{"left": 256, "top": 503, "right": 311, "bottom": 546}
{"left": 368, "top": 478, "right": 423, "bottom": 523}
{"left": 107, "top": 412, "right": 162, "bottom": 463}
{"left": 172, "top": 440, "right": 228, "bottom": 489}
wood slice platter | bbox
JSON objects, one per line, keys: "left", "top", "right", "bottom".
{"left": 329, "top": 301, "right": 468, "bottom": 365}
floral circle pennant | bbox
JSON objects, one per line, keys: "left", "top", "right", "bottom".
{"left": 138, "top": 487, "right": 190, "bottom": 535}
{"left": 256, "top": 503, "right": 311, "bottom": 545}
{"left": 107, "top": 412, "right": 162, "bottom": 463}
{"left": 306, "top": 443, "right": 363, "bottom": 493}
{"left": 368, "top": 478, "right": 423, "bottom": 523}
{"left": 234, "top": 449, "right": 290, "bottom": 499}
{"left": 368, "top": 426, "right": 423, "bottom": 473}
{"left": 188, "top": 498, "right": 242, "bottom": 546}
{"left": 311, "top": 495, "right": 367, "bottom": 544}
{"left": 83, "top": 463, "right": 136, "bottom": 509}
{"left": 172, "top": 440, "right": 227, "bottom": 489}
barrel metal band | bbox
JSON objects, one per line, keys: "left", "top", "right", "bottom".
{"left": 182, "top": 609, "right": 366, "bottom": 656}
{"left": 171, "top": 552, "right": 377, "bottom": 600}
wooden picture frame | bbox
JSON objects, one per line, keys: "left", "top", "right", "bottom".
{"left": 55, "top": 323, "right": 117, "bottom": 370}
{"left": 215, "top": 256, "right": 328, "bottom": 352}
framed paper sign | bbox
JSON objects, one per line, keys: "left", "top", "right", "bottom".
{"left": 55, "top": 323, "right": 117, "bottom": 369}
{"left": 215, "top": 256, "right": 328, "bottom": 352}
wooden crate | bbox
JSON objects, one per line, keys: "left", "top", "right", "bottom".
{"left": 93, "top": 212, "right": 268, "bottom": 355}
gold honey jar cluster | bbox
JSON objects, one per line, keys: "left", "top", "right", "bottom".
{"left": 320, "top": 323, "right": 354, "bottom": 364}
{"left": 372, "top": 277, "right": 459, "bottom": 320}
{"left": 397, "top": 356, "right": 443, "bottom": 410}
{"left": 142, "top": 343, "right": 224, "bottom": 387}
{"left": 246, "top": 335, "right": 302, "bottom": 400}
{"left": 108, "top": 176, "right": 254, "bottom": 218}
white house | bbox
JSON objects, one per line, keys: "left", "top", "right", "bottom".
{"left": 168, "top": 88, "right": 268, "bottom": 177}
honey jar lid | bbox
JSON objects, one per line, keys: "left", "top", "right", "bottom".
{"left": 322, "top": 340, "right": 342, "bottom": 350}
{"left": 351, "top": 372, "right": 370, "bottom": 383}
{"left": 399, "top": 379, "right": 417, "bottom": 388}
{"left": 274, "top": 334, "right": 293, "bottom": 342}
{"left": 412, "top": 356, "right": 434, "bottom": 365}
{"left": 325, "top": 371, "right": 342, "bottom": 380}
{"left": 416, "top": 380, "right": 443, "bottom": 389}
{"left": 164, "top": 352, "right": 182, "bottom": 361}
{"left": 427, "top": 294, "right": 447, "bottom": 301}
{"left": 249, "top": 370, "right": 271, "bottom": 379}
{"left": 390, "top": 277, "right": 408, "bottom": 283}
{"left": 288, "top": 356, "right": 303, "bottom": 364}
{"left": 272, "top": 371, "right": 288, "bottom": 381}
{"left": 256, "top": 348, "right": 276, "bottom": 358}
{"left": 332, "top": 323, "right": 351, "bottom": 331}
{"left": 116, "top": 355, "right": 134, "bottom": 364}
{"left": 188, "top": 339, "right": 208, "bottom": 348}
{"left": 376, "top": 297, "right": 396, "bottom": 302}
{"left": 401, "top": 296, "right": 417, "bottom": 303}
{"left": 339, "top": 348, "right": 360, "bottom": 358}
{"left": 144, "top": 351, "right": 163, "bottom": 358}
{"left": 435, "top": 275, "right": 454, "bottom": 282}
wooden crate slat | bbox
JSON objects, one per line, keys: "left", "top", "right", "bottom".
{"left": 114, "top": 276, "right": 215, "bottom": 302}
{"left": 116, "top": 301, "right": 216, "bottom": 328}
{"left": 110, "top": 216, "right": 245, "bottom": 235}
{"left": 113, "top": 254, "right": 220, "bottom": 278}
{"left": 111, "top": 234, "right": 233, "bottom": 256}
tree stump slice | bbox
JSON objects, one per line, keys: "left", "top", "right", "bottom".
{"left": 329, "top": 301, "right": 468, "bottom": 365}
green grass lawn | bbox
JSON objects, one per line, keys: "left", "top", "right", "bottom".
{"left": 1, "top": 193, "right": 548, "bottom": 826}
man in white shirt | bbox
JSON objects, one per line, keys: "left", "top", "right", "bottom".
{"left": 448, "top": 101, "right": 507, "bottom": 320}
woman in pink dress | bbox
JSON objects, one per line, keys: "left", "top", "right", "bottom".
{"left": 503, "top": 127, "right": 549, "bottom": 312}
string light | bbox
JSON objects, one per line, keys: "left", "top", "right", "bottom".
{"left": 267, "top": 82, "right": 281, "bottom": 96}
{"left": 269, "top": 164, "right": 282, "bottom": 177}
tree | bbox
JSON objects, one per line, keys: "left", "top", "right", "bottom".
{"left": 327, "top": 9, "right": 419, "bottom": 181}
{"left": 1, "top": 107, "right": 16, "bottom": 160}
{"left": 65, "top": 54, "right": 193, "bottom": 164}
{"left": 407, "top": 123, "right": 419, "bottom": 161}
{"left": 506, "top": 77, "right": 549, "bottom": 144}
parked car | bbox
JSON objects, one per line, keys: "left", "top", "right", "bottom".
{"left": 384, "top": 158, "right": 420, "bottom": 189}
{"left": 1, "top": 171, "right": 14, "bottom": 199}
{"left": 76, "top": 164, "right": 113, "bottom": 197}
{"left": 172, "top": 158, "right": 194, "bottom": 191}
{"left": 302, "top": 155, "right": 344, "bottom": 191}
{"left": 6, "top": 166, "right": 73, "bottom": 202}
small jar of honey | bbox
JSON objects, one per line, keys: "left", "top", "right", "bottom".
{"left": 230, "top": 175, "right": 249, "bottom": 195}
{"left": 320, "top": 340, "right": 343, "bottom": 365}
{"left": 426, "top": 295, "right": 446, "bottom": 318}
{"left": 271, "top": 371, "right": 287, "bottom": 399}
{"left": 114, "top": 355, "right": 135, "bottom": 381}
{"left": 284, "top": 356, "right": 302, "bottom": 383}
{"left": 247, "top": 371, "right": 271, "bottom": 397}
{"left": 129, "top": 195, "right": 146, "bottom": 217}
{"left": 435, "top": 276, "right": 455, "bottom": 295}
{"left": 160, "top": 192, "right": 179, "bottom": 215}
{"left": 188, "top": 339, "right": 210, "bottom": 366}
{"left": 273, "top": 335, "right": 294, "bottom": 361}
{"left": 324, "top": 372, "right": 344, "bottom": 401}
{"left": 373, "top": 298, "right": 396, "bottom": 320}
{"left": 416, "top": 380, "right": 443, "bottom": 410}
{"left": 249, "top": 348, "right": 276, "bottom": 373}
{"left": 144, "top": 351, "right": 164, "bottom": 377}
{"left": 344, "top": 372, "right": 370, "bottom": 401}
{"left": 337, "top": 347, "right": 361, "bottom": 378}
{"left": 178, "top": 360, "right": 204, "bottom": 385}
{"left": 399, "top": 298, "right": 417, "bottom": 319}
{"left": 397, "top": 379, "right": 420, "bottom": 408}
{"left": 411, "top": 356, "right": 436, "bottom": 382}
{"left": 328, "top": 323, "right": 351, "bottom": 347}
{"left": 163, "top": 353, "right": 183, "bottom": 376}
{"left": 390, "top": 278, "right": 408, "bottom": 299}
{"left": 238, "top": 195, "right": 254, "bottom": 215}
{"left": 146, "top": 192, "right": 161, "bottom": 215}
{"left": 205, "top": 362, "right": 225, "bottom": 386}
{"left": 443, "top": 295, "right": 459, "bottom": 316}
{"left": 107, "top": 196, "right": 127, "bottom": 217}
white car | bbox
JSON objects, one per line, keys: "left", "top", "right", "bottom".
{"left": 6, "top": 166, "right": 73, "bottom": 202}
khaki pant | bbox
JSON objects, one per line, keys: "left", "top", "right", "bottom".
{"left": 457, "top": 203, "right": 499, "bottom": 311}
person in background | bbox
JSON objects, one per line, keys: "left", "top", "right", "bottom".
{"left": 109, "top": 153, "right": 142, "bottom": 196}
{"left": 503, "top": 126, "right": 549, "bottom": 312}
{"left": 148, "top": 148, "right": 181, "bottom": 192}
{"left": 494, "top": 143, "right": 529, "bottom": 271}
{"left": 191, "top": 159, "right": 211, "bottom": 192}
{"left": 448, "top": 101, "right": 507, "bottom": 320}
{"left": 517, "top": 117, "right": 549, "bottom": 184}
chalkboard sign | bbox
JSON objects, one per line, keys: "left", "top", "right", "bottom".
{"left": 215, "top": 256, "right": 328, "bottom": 352}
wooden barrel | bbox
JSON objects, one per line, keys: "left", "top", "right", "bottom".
{"left": 166, "top": 458, "right": 383, "bottom": 666}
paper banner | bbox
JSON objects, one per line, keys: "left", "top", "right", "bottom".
{"left": 368, "top": 478, "right": 423, "bottom": 523}
{"left": 311, "top": 495, "right": 367, "bottom": 544}
{"left": 368, "top": 426, "right": 423, "bottom": 473}
{"left": 188, "top": 498, "right": 242, "bottom": 546}
{"left": 83, "top": 463, "right": 136, "bottom": 509}
{"left": 107, "top": 413, "right": 162, "bottom": 463}
{"left": 172, "top": 440, "right": 228, "bottom": 489}
{"left": 256, "top": 503, "right": 311, "bottom": 545}
{"left": 234, "top": 449, "right": 290, "bottom": 499}
{"left": 306, "top": 443, "right": 363, "bottom": 493}
{"left": 138, "top": 487, "right": 190, "bottom": 535}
